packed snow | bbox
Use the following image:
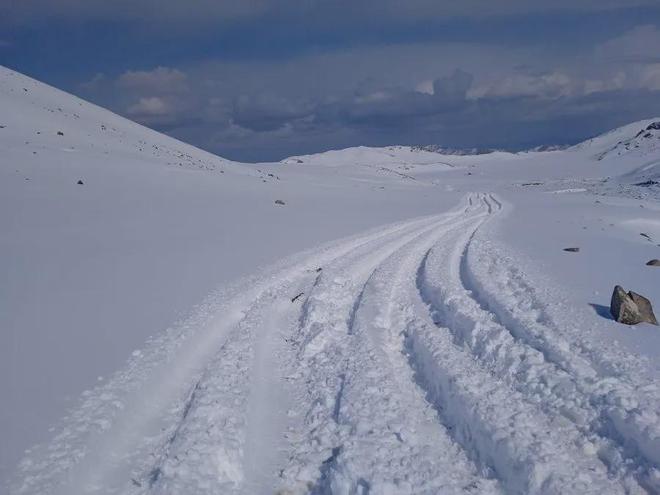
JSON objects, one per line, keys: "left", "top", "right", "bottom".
{"left": 1, "top": 65, "right": 660, "bottom": 494}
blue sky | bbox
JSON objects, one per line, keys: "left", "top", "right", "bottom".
{"left": 2, "top": 1, "right": 660, "bottom": 161}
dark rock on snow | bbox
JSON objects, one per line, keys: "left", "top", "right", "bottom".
{"left": 563, "top": 247, "right": 580, "bottom": 252}
{"left": 275, "top": 199, "right": 285, "bottom": 205}
{"left": 77, "top": 180, "right": 84, "bottom": 185}
{"left": 610, "top": 285, "right": 658, "bottom": 325}
{"left": 647, "top": 259, "right": 660, "bottom": 267}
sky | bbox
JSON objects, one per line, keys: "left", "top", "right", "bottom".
{"left": 2, "top": 1, "right": 660, "bottom": 161}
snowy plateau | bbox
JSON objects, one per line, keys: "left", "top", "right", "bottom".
{"left": 1, "top": 65, "right": 660, "bottom": 494}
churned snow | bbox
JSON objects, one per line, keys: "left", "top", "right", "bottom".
{"left": 2, "top": 65, "right": 660, "bottom": 494}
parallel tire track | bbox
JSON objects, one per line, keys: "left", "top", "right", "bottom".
{"left": 15, "top": 193, "right": 657, "bottom": 495}
{"left": 14, "top": 209, "right": 461, "bottom": 495}
{"left": 417, "top": 194, "right": 657, "bottom": 493}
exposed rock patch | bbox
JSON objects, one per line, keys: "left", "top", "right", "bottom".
{"left": 610, "top": 285, "right": 658, "bottom": 325}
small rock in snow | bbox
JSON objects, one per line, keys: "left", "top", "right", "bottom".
{"left": 77, "top": 180, "right": 84, "bottom": 185}
{"left": 610, "top": 285, "right": 658, "bottom": 326}
{"left": 647, "top": 259, "right": 660, "bottom": 267}
{"left": 275, "top": 199, "right": 286, "bottom": 205}
{"left": 563, "top": 247, "right": 580, "bottom": 252}
{"left": 57, "top": 131, "right": 64, "bottom": 136}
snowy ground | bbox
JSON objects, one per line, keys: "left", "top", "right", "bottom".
{"left": 2, "top": 66, "right": 660, "bottom": 494}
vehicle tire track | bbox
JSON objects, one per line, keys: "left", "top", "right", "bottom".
{"left": 13, "top": 209, "right": 462, "bottom": 495}
{"left": 303, "top": 196, "right": 501, "bottom": 494}
{"left": 462, "top": 207, "right": 660, "bottom": 492}
{"left": 416, "top": 193, "right": 654, "bottom": 493}
{"left": 277, "top": 196, "right": 484, "bottom": 493}
{"left": 400, "top": 194, "right": 626, "bottom": 494}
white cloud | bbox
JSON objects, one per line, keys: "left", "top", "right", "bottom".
{"left": 641, "top": 64, "right": 660, "bottom": 91}
{"left": 469, "top": 72, "right": 576, "bottom": 99}
{"left": 583, "top": 72, "right": 627, "bottom": 95}
{"left": 127, "top": 97, "right": 171, "bottom": 116}
{"left": 415, "top": 80, "right": 434, "bottom": 95}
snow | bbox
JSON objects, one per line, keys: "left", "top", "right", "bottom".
{"left": 2, "top": 65, "right": 660, "bottom": 494}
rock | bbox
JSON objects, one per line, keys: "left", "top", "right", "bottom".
{"left": 274, "top": 199, "right": 285, "bottom": 205}
{"left": 563, "top": 247, "right": 580, "bottom": 252}
{"left": 610, "top": 285, "right": 658, "bottom": 325}
{"left": 647, "top": 259, "right": 660, "bottom": 267}
{"left": 77, "top": 180, "right": 84, "bottom": 185}
{"left": 629, "top": 292, "right": 658, "bottom": 325}
{"left": 57, "top": 131, "right": 64, "bottom": 136}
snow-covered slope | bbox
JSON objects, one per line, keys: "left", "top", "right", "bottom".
{"left": 3, "top": 67, "right": 660, "bottom": 494}
{"left": 573, "top": 118, "right": 660, "bottom": 160}
{"left": 565, "top": 118, "right": 660, "bottom": 197}
{"left": 0, "top": 68, "right": 239, "bottom": 173}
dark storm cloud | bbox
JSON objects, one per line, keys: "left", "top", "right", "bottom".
{"left": 3, "top": 0, "right": 658, "bottom": 27}
{"left": 3, "top": 1, "right": 660, "bottom": 160}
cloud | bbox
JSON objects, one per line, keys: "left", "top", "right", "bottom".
{"left": 641, "top": 64, "right": 660, "bottom": 90}
{"left": 117, "top": 67, "right": 188, "bottom": 94}
{"left": 78, "top": 67, "right": 196, "bottom": 127}
{"left": 127, "top": 96, "right": 171, "bottom": 116}
{"left": 3, "top": 0, "right": 658, "bottom": 29}
{"left": 233, "top": 94, "right": 313, "bottom": 131}
{"left": 71, "top": 23, "right": 660, "bottom": 161}
{"left": 469, "top": 72, "right": 576, "bottom": 99}
{"left": 595, "top": 25, "right": 660, "bottom": 63}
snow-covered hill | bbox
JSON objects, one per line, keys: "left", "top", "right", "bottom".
{"left": 573, "top": 117, "right": 660, "bottom": 160}
{"left": 3, "top": 66, "right": 660, "bottom": 494}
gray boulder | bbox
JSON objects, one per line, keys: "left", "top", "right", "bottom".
{"left": 647, "top": 259, "right": 660, "bottom": 267}
{"left": 610, "top": 285, "right": 658, "bottom": 325}
{"left": 629, "top": 292, "right": 658, "bottom": 325}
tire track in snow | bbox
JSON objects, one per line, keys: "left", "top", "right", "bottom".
{"left": 302, "top": 195, "right": 501, "bottom": 493}
{"left": 402, "top": 195, "right": 624, "bottom": 494}
{"left": 462, "top": 205, "right": 660, "bottom": 492}
{"left": 277, "top": 198, "right": 484, "bottom": 493}
{"left": 17, "top": 193, "right": 650, "bottom": 495}
{"left": 124, "top": 211, "right": 462, "bottom": 494}
{"left": 13, "top": 210, "right": 458, "bottom": 495}
{"left": 415, "top": 194, "right": 653, "bottom": 493}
